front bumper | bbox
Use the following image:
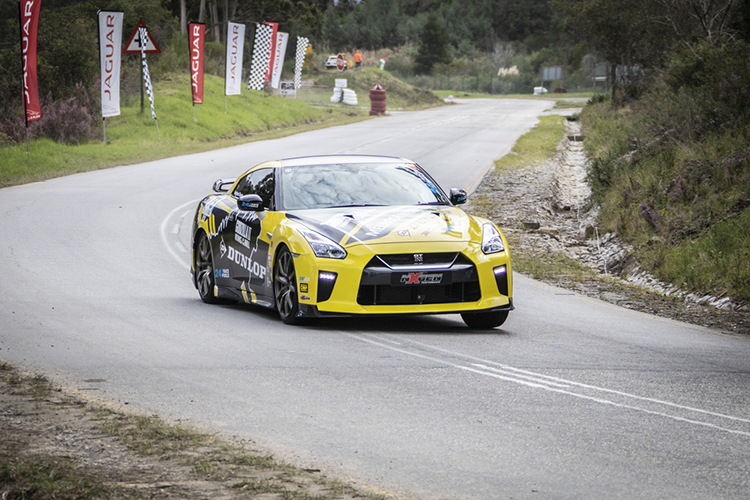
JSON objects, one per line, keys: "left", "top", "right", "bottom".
{"left": 289, "top": 241, "right": 513, "bottom": 317}
{"left": 298, "top": 298, "right": 514, "bottom": 319}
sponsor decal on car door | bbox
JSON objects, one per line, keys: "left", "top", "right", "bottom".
{"left": 229, "top": 213, "right": 267, "bottom": 286}
{"left": 224, "top": 168, "right": 275, "bottom": 295}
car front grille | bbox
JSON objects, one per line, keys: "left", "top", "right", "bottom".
{"left": 357, "top": 253, "right": 481, "bottom": 306}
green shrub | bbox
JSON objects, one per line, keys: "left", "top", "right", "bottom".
{"left": 663, "top": 39, "right": 750, "bottom": 135}
{"left": 580, "top": 39, "right": 750, "bottom": 301}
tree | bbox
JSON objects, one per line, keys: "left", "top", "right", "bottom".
{"left": 653, "top": 0, "right": 739, "bottom": 54}
{"left": 235, "top": 0, "right": 328, "bottom": 40}
{"left": 550, "top": 0, "right": 673, "bottom": 98}
{"left": 414, "top": 11, "right": 451, "bottom": 74}
{"left": 493, "top": 0, "right": 554, "bottom": 42}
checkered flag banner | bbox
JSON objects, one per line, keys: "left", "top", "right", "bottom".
{"left": 140, "top": 27, "right": 157, "bottom": 119}
{"left": 294, "top": 37, "right": 309, "bottom": 89}
{"left": 248, "top": 23, "right": 273, "bottom": 91}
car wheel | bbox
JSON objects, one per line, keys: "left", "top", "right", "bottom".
{"left": 195, "top": 232, "right": 222, "bottom": 304}
{"left": 274, "top": 247, "right": 304, "bottom": 325}
{"left": 461, "top": 310, "right": 509, "bottom": 329}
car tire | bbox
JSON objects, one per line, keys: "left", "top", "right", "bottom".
{"left": 195, "top": 231, "right": 223, "bottom": 304}
{"left": 274, "top": 247, "right": 305, "bottom": 325}
{"left": 461, "top": 310, "right": 509, "bottom": 329}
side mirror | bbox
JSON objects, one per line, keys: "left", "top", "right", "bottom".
{"left": 213, "top": 178, "right": 234, "bottom": 193}
{"left": 450, "top": 188, "right": 467, "bottom": 205}
{"left": 238, "top": 194, "right": 264, "bottom": 212}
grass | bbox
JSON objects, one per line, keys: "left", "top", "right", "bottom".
{"left": 94, "top": 411, "right": 388, "bottom": 498}
{"left": 581, "top": 96, "right": 750, "bottom": 302}
{"left": 0, "top": 72, "right": 372, "bottom": 188}
{"left": 510, "top": 245, "right": 605, "bottom": 283}
{"left": 641, "top": 210, "right": 750, "bottom": 300}
{"left": 0, "top": 455, "right": 114, "bottom": 500}
{"left": 492, "top": 114, "right": 566, "bottom": 173}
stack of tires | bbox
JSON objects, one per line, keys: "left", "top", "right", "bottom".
{"left": 369, "top": 84, "right": 386, "bottom": 115}
{"left": 342, "top": 88, "right": 358, "bottom": 105}
{"left": 330, "top": 87, "right": 358, "bottom": 105}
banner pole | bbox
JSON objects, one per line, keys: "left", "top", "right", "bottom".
{"left": 26, "top": 126, "right": 30, "bottom": 156}
{"left": 155, "top": 118, "right": 160, "bottom": 141}
{"left": 224, "top": 24, "right": 227, "bottom": 115}
{"left": 140, "top": 60, "right": 144, "bottom": 113}
{"left": 193, "top": 103, "right": 196, "bottom": 122}
{"left": 103, "top": 117, "right": 107, "bottom": 145}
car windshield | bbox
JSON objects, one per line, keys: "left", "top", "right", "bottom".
{"left": 280, "top": 162, "right": 449, "bottom": 210}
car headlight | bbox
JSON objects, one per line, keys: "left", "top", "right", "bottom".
{"left": 297, "top": 227, "right": 347, "bottom": 259}
{"left": 481, "top": 223, "right": 505, "bottom": 254}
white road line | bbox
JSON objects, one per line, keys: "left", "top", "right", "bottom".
{"left": 160, "top": 199, "right": 201, "bottom": 270}
{"left": 402, "top": 336, "right": 750, "bottom": 426}
{"left": 470, "top": 364, "right": 571, "bottom": 388}
{"left": 349, "top": 333, "right": 750, "bottom": 438}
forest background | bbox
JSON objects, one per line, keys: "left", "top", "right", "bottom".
{"left": 1, "top": 0, "right": 750, "bottom": 304}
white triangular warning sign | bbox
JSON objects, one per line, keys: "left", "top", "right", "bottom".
{"left": 122, "top": 19, "right": 161, "bottom": 54}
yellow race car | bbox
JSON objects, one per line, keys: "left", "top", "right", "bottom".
{"left": 190, "top": 155, "right": 513, "bottom": 328}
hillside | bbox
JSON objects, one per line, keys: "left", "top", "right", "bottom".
{"left": 580, "top": 40, "right": 750, "bottom": 306}
{"left": 313, "top": 67, "right": 443, "bottom": 110}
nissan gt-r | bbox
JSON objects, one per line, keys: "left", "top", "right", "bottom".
{"left": 190, "top": 155, "right": 513, "bottom": 328}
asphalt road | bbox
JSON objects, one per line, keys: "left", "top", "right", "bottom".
{"left": 1, "top": 99, "right": 749, "bottom": 499}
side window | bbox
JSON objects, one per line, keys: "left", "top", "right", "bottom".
{"left": 233, "top": 169, "right": 275, "bottom": 209}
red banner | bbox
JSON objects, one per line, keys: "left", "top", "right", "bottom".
{"left": 19, "top": 0, "right": 42, "bottom": 124}
{"left": 189, "top": 23, "right": 205, "bottom": 105}
{"left": 264, "top": 22, "right": 278, "bottom": 83}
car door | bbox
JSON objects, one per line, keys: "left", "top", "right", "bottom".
{"left": 227, "top": 168, "right": 275, "bottom": 302}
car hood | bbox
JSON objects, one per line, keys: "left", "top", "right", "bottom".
{"left": 286, "top": 205, "right": 475, "bottom": 248}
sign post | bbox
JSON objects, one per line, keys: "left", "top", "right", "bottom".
{"left": 540, "top": 65, "right": 562, "bottom": 89}
{"left": 122, "top": 19, "right": 161, "bottom": 113}
{"left": 336, "top": 53, "right": 346, "bottom": 72}
{"left": 280, "top": 81, "right": 295, "bottom": 98}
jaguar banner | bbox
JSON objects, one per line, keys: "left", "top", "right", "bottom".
{"left": 263, "top": 22, "right": 278, "bottom": 84}
{"left": 19, "top": 0, "right": 42, "bottom": 124}
{"left": 225, "top": 22, "right": 245, "bottom": 95}
{"left": 270, "top": 31, "right": 288, "bottom": 89}
{"left": 98, "top": 11, "right": 123, "bottom": 118}
{"left": 189, "top": 23, "right": 205, "bottom": 104}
